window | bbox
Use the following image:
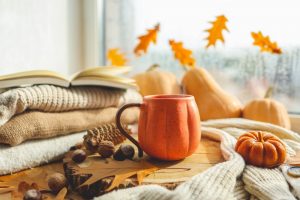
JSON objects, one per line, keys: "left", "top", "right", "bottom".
{"left": 103, "top": 0, "right": 300, "bottom": 113}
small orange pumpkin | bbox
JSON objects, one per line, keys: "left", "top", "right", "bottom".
{"left": 243, "top": 87, "right": 291, "bottom": 129}
{"left": 235, "top": 131, "right": 286, "bottom": 168}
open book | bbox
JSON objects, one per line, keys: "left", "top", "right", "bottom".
{"left": 0, "top": 66, "right": 138, "bottom": 90}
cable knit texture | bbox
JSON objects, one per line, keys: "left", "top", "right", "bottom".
{"left": 0, "top": 85, "right": 142, "bottom": 126}
{"left": 0, "top": 107, "right": 139, "bottom": 146}
{"left": 96, "top": 119, "right": 300, "bottom": 200}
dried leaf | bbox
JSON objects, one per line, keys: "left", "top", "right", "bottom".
{"left": 18, "top": 181, "right": 39, "bottom": 194}
{"left": 169, "top": 40, "right": 195, "bottom": 68}
{"left": 251, "top": 31, "right": 282, "bottom": 54}
{"left": 55, "top": 187, "right": 68, "bottom": 200}
{"left": 205, "top": 15, "right": 229, "bottom": 48}
{"left": 134, "top": 24, "right": 160, "bottom": 56}
{"left": 107, "top": 48, "right": 127, "bottom": 66}
{"left": 0, "top": 163, "right": 63, "bottom": 199}
{"left": 69, "top": 156, "right": 158, "bottom": 192}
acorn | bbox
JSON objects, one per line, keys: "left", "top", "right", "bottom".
{"left": 47, "top": 173, "right": 68, "bottom": 194}
{"left": 72, "top": 149, "right": 87, "bottom": 163}
{"left": 97, "top": 141, "right": 115, "bottom": 158}
{"left": 113, "top": 144, "right": 135, "bottom": 161}
{"left": 69, "top": 142, "right": 84, "bottom": 151}
{"left": 23, "top": 189, "right": 42, "bottom": 200}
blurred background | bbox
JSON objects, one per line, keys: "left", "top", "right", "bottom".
{"left": 0, "top": 0, "right": 299, "bottom": 112}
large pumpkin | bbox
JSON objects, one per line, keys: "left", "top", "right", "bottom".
{"left": 235, "top": 131, "right": 286, "bottom": 168}
{"left": 133, "top": 65, "right": 181, "bottom": 96}
{"left": 182, "top": 67, "right": 243, "bottom": 120}
{"left": 243, "top": 88, "right": 291, "bottom": 129}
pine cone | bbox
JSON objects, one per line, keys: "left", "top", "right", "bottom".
{"left": 83, "top": 123, "right": 131, "bottom": 153}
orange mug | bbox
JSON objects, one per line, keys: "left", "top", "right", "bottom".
{"left": 116, "top": 94, "right": 201, "bottom": 161}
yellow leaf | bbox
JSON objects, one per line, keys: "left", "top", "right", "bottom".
{"left": 0, "top": 163, "right": 64, "bottom": 199}
{"left": 69, "top": 156, "right": 158, "bottom": 192}
{"left": 55, "top": 187, "right": 67, "bottom": 200}
{"left": 107, "top": 48, "right": 127, "bottom": 66}
{"left": 251, "top": 31, "right": 282, "bottom": 54}
{"left": 134, "top": 24, "right": 160, "bottom": 56}
{"left": 205, "top": 15, "right": 229, "bottom": 48}
{"left": 169, "top": 40, "right": 195, "bottom": 68}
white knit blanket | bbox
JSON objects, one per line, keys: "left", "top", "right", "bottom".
{"left": 97, "top": 118, "right": 300, "bottom": 200}
{"left": 0, "top": 85, "right": 141, "bottom": 126}
{"left": 0, "top": 132, "right": 85, "bottom": 175}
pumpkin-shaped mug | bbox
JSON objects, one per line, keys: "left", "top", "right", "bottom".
{"left": 116, "top": 94, "right": 201, "bottom": 161}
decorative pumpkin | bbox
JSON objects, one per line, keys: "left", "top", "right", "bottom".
{"left": 235, "top": 131, "right": 286, "bottom": 168}
{"left": 133, "top": 64, "right": 181, "bottom": 96}
{"left": 182, "top": 67, "right": 243, "bottom": 120}
{"left": 243, "top": 87, "right": 291, "bottom": 129}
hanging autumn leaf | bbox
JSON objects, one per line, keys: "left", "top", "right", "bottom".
{"left": 169, "top": 40, "right": 195, "bottom": 68}
{"left": 251, "top": 31, "right": 282, "bottom": 54}
{"left": 205, "top": 15, "right": 229, "bottom": 48}
{"left": 134, "top": 23, "right": 160, "bottom": 56}
{"left": 107, "top": 48, "right": 127, "bottom": 66}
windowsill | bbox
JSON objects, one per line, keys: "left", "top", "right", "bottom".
{"left": 291, "top": 114, "right": 300, "bottom": 133}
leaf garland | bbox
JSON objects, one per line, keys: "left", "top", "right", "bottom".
{"left": 107, "top": 48, "right": 127, "bottom": 66}
{"left": 169, "top": 40, "right": 195, "bottom": 68}
{"left": 134, "top": 24, "right": 160, "bottom": 56}
{"left": 251, "top": 31, "right": 282, "bottom": 54}
{"left": 205, "top": 15, "right": 229, "bottom": 48}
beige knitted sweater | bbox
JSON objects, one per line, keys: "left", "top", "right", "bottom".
{"left": 97, "top": 119, "right": 300, "bottom": 200}
{"left": 0, "top": 85, "right": 141, "bottom": 126}
{"left": 0, "top": 107, "right": 140, "bottom": 146}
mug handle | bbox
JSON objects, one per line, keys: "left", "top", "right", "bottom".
{"left": 116, "top": 103, "right": 143, "bottom": 158}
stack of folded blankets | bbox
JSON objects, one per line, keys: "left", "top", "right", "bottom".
{"left": 0, "top": 85, "right": 142, "bottom": 175}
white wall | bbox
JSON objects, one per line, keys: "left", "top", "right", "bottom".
{"left": 0, "top": 0, "right": 85, "bottom": 75}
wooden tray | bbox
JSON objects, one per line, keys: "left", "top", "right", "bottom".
{"left": 63, "top": 137, "right": 224, "bottom": 198}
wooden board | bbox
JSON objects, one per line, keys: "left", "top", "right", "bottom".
{"left": 63, "top": 138, "right": 224, "bottom": 198}
{"left": 2, "top": 135, "right": 299, "bottom": 199}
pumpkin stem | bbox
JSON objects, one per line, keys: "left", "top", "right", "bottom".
{"left": 264, "top": 86, "right": 273, "bottom": 98}
{"left": 257, "top": 132, "right": 264, "bottom": 142}
{"left": 147, "top": 64, "right": 160, "bottom": 72}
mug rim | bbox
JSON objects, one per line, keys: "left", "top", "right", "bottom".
{"left": 144, "top": 94, "right": 194, "bottom": 100}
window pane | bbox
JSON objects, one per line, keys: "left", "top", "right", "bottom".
{"left": 106, "top": 0, "right": 300, "bottom": 112}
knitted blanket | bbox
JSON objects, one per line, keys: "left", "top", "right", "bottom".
{"left": 0, "top": 131, "right": 86, "bottom": 175}
{"left": 97, "top": 118, "right": 300, "bottom": 200}
{"left": 0, "top": 107, "right": 139, "bottom": 146}
{"left": 0, "top": 85, "right": 142, "bottom": 126}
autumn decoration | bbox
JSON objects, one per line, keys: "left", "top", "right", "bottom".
{"left": 205, "top": 15, "right": 229, "bottom": 48}
{"left": 251, "top": 31, "right": 282, "bottom": 54}
{"left": 0, "top": 163, "right": 68, "bottom": 199}
{"left": 134, "top": 23, "right": 160, "bottom": 56}
{"left": 107, "top": 48, "right": 127, "bottom": 66}
{"left": 133, "top": 64, "right": 181, "bottom": 96}
{"left": 169, "top": 40, "right": 196, "bottom": 68}
{"left": 235, "top": 131, "right": 286, "bottom": 168}
{"left": 243, "top": 87, "right": 291, "bottom": 129}
{"left": 182, "top": 67, "right": 243, "bottom": 120}
{"left": 64, "top": 151, "right": 158, "bottom": 198}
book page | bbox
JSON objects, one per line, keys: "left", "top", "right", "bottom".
{"left": 0, "top": 70, "right": 69, "bottom": 81}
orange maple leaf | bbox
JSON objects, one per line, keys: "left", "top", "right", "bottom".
{"left": 134, "top": 24, "right": 160, "bottom": 56}
{"left": 251, "top": 31, "right": 282, "bottom": 54}
{"left": 205, "top": 15, "right": 229, "bottom": 48}
{"left": 107, "top": 48, "right": 127, "bottom": 66}
{"left": 169, "top": 40, "right": 195, "bottom": 68}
